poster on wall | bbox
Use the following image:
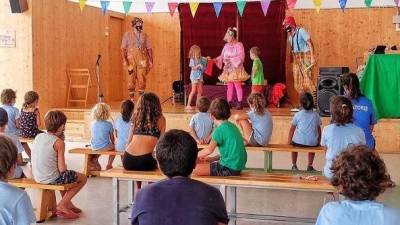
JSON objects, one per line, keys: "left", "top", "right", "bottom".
{"left": 0, "top": 30, "right": 16, "bottom": 48}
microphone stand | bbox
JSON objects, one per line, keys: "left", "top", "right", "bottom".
{"left": 96, "top": 54, "right": 105, "bottom": 103}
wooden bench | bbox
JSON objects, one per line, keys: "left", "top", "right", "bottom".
{"left": 198, "top": 144, "right": 324, "bottom": 172}
{"left": 69, "top": 148, "right": 124, "bottom": 176}
{"left": 18, "top": 137, "right": 34, "bottom": 144}
{"left": 9, "top": 178, "right": 76, "bottom": 222}
{"left": 100, "top": 168, "right": 335, "bottom": 225}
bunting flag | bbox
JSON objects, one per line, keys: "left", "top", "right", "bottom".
{"left": 145, "top": 2, "right": 155, "bottom": 13}
{"left": 339, "top": 0, "right": 347, "bottom": 11}
{"left": 122, "top": 1, "right": 133, "bottom": 14}
{"left": 100, "top": 1, "right": 110, "bottom": 14}
{"left": 260, "top": 0, "right": 271, "bottom": 16}
{"left": 213, "top": 2, "right": 223, "bottom": 18}
{"left": 395, "top": 0, "right": 400, "bottom": 6}
{"left": 189, "top": 2, "right": 200, "bottom": 17}
{"left": 313, "top": 0, "right": 322, "bottom": 12}
{"left": 236, "top": 0, "right": 246, "bottom": 17}
{"left": 364, "top": 0, "right": 373, "bottom": 7}
{"left": 287, "top": 0, "right": 297, "bottom": 10}
{"left": 168, "top": 2, "right": 178, "bottom": 17}
{"left": 79, "top": 0, "right": 87, "bottom": 12}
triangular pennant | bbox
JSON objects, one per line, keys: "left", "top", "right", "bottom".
{"left": 260, "top": 0, "right": 271, "bottom": 16}
{"left": 79, "top": 0, "right": 86, "bottom": 12}
{"left": 313, "top": 0, "right": 322, "bottom": 13}
{"left": 168, "top": 2, "right": 178, "bottom": 17}
{"left": 287, "top": 0, "right": 297, "bottom": 10}
{"left": 339, "top": 0, "right": 347, "bottom": 12}
{"left": 100, "top": 1, "right": 110, "bottom": 15}
{"left": 145, "top": 2, "right": 155, "bottom": 13}
{"left": 123, "top": 1, "right": 133, "bottom": 14}
{"left": 189, "top": 2, "right": 200, "bottom": 18}
{"left": 236, "top": 0, "right": 246, "bottom": 17}
{"left": 395, "top": 0, "right": 400, "bottom": 6}
{"left": 213, "top": 2, "right": 223, "bottom": 18}
{"left": 364, "top": 0, "right": 373, "bottom": 7}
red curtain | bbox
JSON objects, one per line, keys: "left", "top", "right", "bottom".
{"left": 179, "top": 1, "right": 286, "bottom": 85}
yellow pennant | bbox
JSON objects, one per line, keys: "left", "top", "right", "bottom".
{"left": 189, "top": 2, "right": 200, "bottom": 18}
{"left": 313, "top": 0, "right": 322, "bottom": 13}
{"left": 79, "top": 0, "right": 87, "bottom": 12}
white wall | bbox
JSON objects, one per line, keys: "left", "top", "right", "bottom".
{"left": 0, "top": 0, "right": 33, "bottom": 107}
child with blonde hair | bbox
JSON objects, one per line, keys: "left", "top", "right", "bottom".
{"left": 186, "top": 45, "right": 205, "bottom": 110}
{"left": 18, "top": 91, "right": 42, "bottom": 138}
{"left": 90, "top": 103, "right": 115, "bottom": 170}
{"left": 234, "top": 93, "right": 273, "bottom": 146}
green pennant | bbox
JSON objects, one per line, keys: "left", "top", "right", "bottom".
{"left": 236, "top": 0, "right": 246, "bottom": 17}
{"left": 364, "top": 0, "right": 373, "bottom": 7}
{"left": 123, "top": 1, "right": 133, "bottom": 15}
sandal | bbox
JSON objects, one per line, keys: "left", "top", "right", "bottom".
{"left": 56, "top": 210, "right": 79, "bottom": 219}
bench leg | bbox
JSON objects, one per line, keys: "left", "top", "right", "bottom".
{"left": 264, "top": 151, "right": 273, "bottom": 172}
{"left": 83, "top": 154, "right": 90, "bottom": 177}
{"left": 35, "top": 189, "right": 54, "bottom": 222}
{"left": 219, "top": 185, "right": 227, "bottom": 202}
{"left": 227, "top": 186, "right": 237, "bottom": 225}
{"left": 113, "top": 178, "right": 120, "bottom": 225}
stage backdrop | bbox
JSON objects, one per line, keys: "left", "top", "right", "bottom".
{"left": 179, "top": 0, "right": 287, "bottom": 85}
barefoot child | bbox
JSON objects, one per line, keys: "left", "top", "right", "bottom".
{"left": 32, "top": 110, "right": 87, "bottom": 219}
{"left": 288, "top": 92, "right": 321, "bottom": 171}
{"left": 186, "top": 45, "right": 205, "bottom": 110}
{"left": 316, "top": 145, "right": 400, "bottom": 225}
{"left": 234, "top": 93, "right": 273, "bottom": 146}
{"left": 188, "top": 96, "right": 213, "bottom": 144}
{"left": 194, "top": 98, "right": 247, "bottom": 176}
{"left": 0, "top": 135, "right": 35, "bottom": 224}
{"left": 90, "top": 103, "right": 115, "bottom": 170}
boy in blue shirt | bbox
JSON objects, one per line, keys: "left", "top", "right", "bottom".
{"left": 0, "top": 135, "right": 36, "bottom": 225}
{"left": 189, "top": 97, "right": 213, "bottom": 144}
{"left": 316, "top": 145, "right": 399, "bottom": 225}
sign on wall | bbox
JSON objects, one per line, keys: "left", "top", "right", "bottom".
{"left": 0, "top": 30, "right": 16, "bottom": 48}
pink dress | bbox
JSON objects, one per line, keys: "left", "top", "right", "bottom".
{"left": 214, "top": 42, "right": 249, "bottom": 82}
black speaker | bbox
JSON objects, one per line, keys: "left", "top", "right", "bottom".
{"left": 9, "top": 0, "right": 28, "bottom": 13}
{"left": 317, "top": 75, "right": 343, "bottom": 117}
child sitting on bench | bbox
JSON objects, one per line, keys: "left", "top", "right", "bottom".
{"left": 194, "top": 98, "right": 247, "bottom": 176}
{"left": 188, "top": 96, "right": 213, "bottom": 144}
{"left": 0, "top": 135, "right": 35, "bottom": 225}
{"left": 316, "top": 145, "right": 399, "bottom": 225}
{"left": 31, "top": 110, "right": 87, "bottom": 219}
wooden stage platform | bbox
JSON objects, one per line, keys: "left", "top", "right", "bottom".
{"left": 54, "top": 101, "right": 400, "bottom": 154}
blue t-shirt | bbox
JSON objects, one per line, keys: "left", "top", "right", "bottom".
{"left": 189, "top": 58, "right": 203, "bottom": 81}
{"left": 114, "top": 116, "right": 131, "bottom": 152}
{"left": 0, "top": 104, "right": 20, "bottom": 135}
{"left": 0, "top": 181, "right": 36, "bottom": 225}
{"left": 288, "top": 27, "right": 310, "bottom": 53}
{"left": 248, "top": 110, "right": 273, "bottom": 146}
{"left": 291, "top": 110, "right": 321, "bottom": 146}
{"left": 2, "top": 133, "right": 24, "bottom": 178}
{"left": 321, "top": 123, "right": 366, "bottom": 178}
{"left": 91, "top": 120, "right": 114, "bottom": 150}
{"left": 316, "top": 200, "right": 400, "bottom": 225}
{"left": 189, "top": 112, "right": 213, "bottom": 141}
{"left": 132, "top": 177, "right": 229, "bottom": 225}
{"left": 352, "top": 96, "right": 377, "bottom": 150}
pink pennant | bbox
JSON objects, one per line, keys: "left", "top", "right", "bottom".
{"left": 287, "top": 0, "right": 297, "bottom": 9}
{"left": 261, "top": 0, "right": 271, "bottom": 16}
{"left": 395, "top": 0, "right": 400, "bottom": 6}
{"left": 168, "top": 2, "right": 178, "bottom": 16}
{"left": 145, "top": 2, "right": 155, "bottom": 13}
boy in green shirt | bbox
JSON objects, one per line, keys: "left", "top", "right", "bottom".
{"left": 250, "top": 46, "right": 265, "bottom": 94}
{"left": 194, "top": 98, "right": 247, "bottom": 176}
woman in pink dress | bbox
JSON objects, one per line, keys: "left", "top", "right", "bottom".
{"left": 214, "top": 27, "right": 250, "bottom": 110}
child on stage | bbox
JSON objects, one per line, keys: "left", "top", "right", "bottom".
{"left": 250, "top": 47, "right": 265, "bottom": 94}
{"left": 186, "top": 45, "right": 205, "bottom": 110}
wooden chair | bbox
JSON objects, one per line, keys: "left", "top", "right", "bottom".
{"left": 66, "top": 69, "right": 91, "bottom": 107}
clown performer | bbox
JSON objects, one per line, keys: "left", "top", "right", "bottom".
{"left": 214, "top": 27, "right": 250, "bottom": 110}
{"left": 121, "top": 17, "right": 153, "bottom": 101}
{"left": 283, "top": 16, "right": 317, "bottom": 110}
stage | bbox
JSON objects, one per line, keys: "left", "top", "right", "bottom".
{"left": 54, "top": 101, "right": 400, "bottom": 154}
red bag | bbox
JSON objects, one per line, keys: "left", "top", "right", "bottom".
{"left": 204, "top": 59, "right": 214, "bottom": 76}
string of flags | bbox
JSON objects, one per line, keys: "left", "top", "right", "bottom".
{"left": 77, "top": 0, "right": 400, "bottom": 16}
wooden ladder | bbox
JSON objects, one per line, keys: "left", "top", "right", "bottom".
{"left": 66, "top": 69, "right": 91, "bottom": 107}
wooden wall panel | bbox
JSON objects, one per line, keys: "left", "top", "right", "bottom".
{"left": 285, "top": 8, "right": 400, "bottom": 103}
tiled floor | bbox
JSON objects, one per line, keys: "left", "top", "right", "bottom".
{"left": 24, "top": 141, "right": 400, "bottom": 225}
